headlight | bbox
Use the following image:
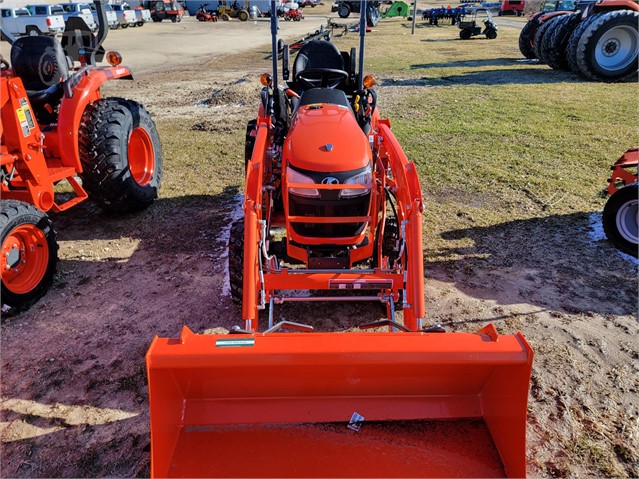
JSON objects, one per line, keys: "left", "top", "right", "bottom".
{"left": 287, "top": 166, "right": 320, "bottom": 198}
{"left": 340, "top": 165, "right": 372, "bottom": 198}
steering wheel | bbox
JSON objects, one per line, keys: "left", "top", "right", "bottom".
{"left": 295, "top": 68, "right": 348, "bottom": 90}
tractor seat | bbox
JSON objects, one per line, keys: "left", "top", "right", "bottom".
{"left": 293, "top": 40, "right": 347, "bottom": 91}
{"left": 299, "top": 88, "right": 351, "bottom": 109}
{"left": 10, "top": 36, "right": 69, "bottom": 93}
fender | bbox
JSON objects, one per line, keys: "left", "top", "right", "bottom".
{"left": 57, "top": 66, "right": 133, "bottom": 172}
{"left": 593, "top": 0, "right": 639, "bottom": 11}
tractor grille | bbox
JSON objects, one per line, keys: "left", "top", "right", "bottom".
{"left": 289, "top": 193, "right": 370, "bottom": 238}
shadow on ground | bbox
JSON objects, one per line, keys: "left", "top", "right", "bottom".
{"left": 426, "top": 212, "right": 637, "bottom": 317}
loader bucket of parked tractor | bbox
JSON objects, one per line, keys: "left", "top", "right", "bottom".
{"left": 147, "top": 324, "right": 533, "bottom": 478}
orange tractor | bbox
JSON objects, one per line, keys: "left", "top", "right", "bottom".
{"left": 146, "top": 1, "right": 533, "bottom": 477}
{"left": 1, "top": 1, "right": 162, "bottom": 309}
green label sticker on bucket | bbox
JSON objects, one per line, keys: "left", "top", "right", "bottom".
{"left": 215, "top": 338, "right": 255, "bottom": 348}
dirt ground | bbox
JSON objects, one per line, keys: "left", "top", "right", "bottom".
{"left": 1, "top": 6, "right": 638, "bottom": 479}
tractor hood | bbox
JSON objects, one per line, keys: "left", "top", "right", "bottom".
{"left": 284, "top": 104, "right": 371, "bottom": 173}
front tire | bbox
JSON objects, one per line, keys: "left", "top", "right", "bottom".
{"left": 238, "top": 9, "right": 249, "bottom": 21}
{"left": 79, "top": 98, "right": 163, "bottom": 213}
{"left": 603, "top": 184, "right": 638, "bottom": 257}
{"left": 1, "top": 200, "right": 58, "bottom": 309}
{"left": 338, "top": 3, "right": 351, "bottom": 18}
{"left": 575, "top": 10, "right": 639, "bottom": 82}
{"left": 485, "top": 28, "right": 497, "bottom": 39}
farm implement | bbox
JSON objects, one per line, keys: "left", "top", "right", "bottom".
{"left": 146, "top": 1, "right": 534, "bottom": 477}
{"left": 603, "top": 148, "right": 638, "bottom": 257}
{"left": 1, "top": 1, "right": 162, "bottom": 309}
{"left": 518, "top": 0, "right": 638, "bottom": 81}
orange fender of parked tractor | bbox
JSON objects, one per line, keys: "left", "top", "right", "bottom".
{"left": 146, "top": 324, "right": 533, "bottom": 478}
{"left": 607, "top": 147, "right": 638, "bottom": 195}
{"left": 57, "top": 66, "right": 133, "bottom": 172}
{"left": 593, "top": 0, "right": 639, "bottom": 11}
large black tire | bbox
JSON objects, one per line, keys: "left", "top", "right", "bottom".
{"left": 367, "top": 5, "right": 380, "bottom": 27}
{"left": 459, "top": 28, "right": 472, "bottom": 40}
{"left": 539, "top": 14, "right": 567, "bottom": 64}
{"left": 79, "top": 98, "right": 162, "bottom": 213}
{"left": 519, "top": 17, "right": 540, "bottom": 59}
{"left": 534, "top": 15, "right": 564, "bottom": 63}
{"left": 545, "top": 12, "right": 581, "bottom": 70}
{"left": 337, "top": 3, "right": 350, "bottom": 18}
{"left": 1, "top": 200, "right": 58, "bottom": 309}
{"left": 603, "top": 184, "right": 638, "bottom": 257}
{"left": 567, "top": 13, "right": 603, "bottom": 73}
{"left": 575, "top": 10, "right": 639, "bottom": 82}
{"left": 228, "top": 218, "right": 244, "bottom": 306}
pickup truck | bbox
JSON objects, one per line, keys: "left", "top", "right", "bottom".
{"left": 57, "top": 3, "right": 98, "bottom": 31}
{"left": 133, "top": 6, "right": 152, "bottom": 26}
{"left": 86, "top": 2, "right": 119, "bottom": 29}
{"left": 110, "top": 3, "right": 138, "bottom": 27}
{"left": 0, "top": 7, "right": 65, "bottom": 36}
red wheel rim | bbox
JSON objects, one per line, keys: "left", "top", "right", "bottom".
{"left": 1, "top": 224, "right": 49, "bottom": 294}
{"left": 128, "top": 126, "right": 155, "bottom": 187}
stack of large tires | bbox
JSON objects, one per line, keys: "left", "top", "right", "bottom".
{"left": 518, "top": 6, "right": 638, "bottom": 82}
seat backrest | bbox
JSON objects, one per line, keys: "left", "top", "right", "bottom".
{"left": 293, "top": 40, "right": 345, "bottom": 79}
{"left": 10, "top": 36, "right": 69, "bottom": 91}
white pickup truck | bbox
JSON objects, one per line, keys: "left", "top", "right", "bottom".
{"left": 133, "top": 7, "right": 152, "bottom": 26}
{"left": 86, "top": 2, "right": 119, "bottom": 29}
{"left": 57, "top": 3, "right": 99, "bottom": 31}
{"left": 0, "top": 7, "right": 65, "bottom": 37}
{"left": 110, "top": 3, "right": 138, "bottom": 28}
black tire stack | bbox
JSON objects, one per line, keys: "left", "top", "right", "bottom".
{"left": 518, "top": 8, "right": 638, "bottom": 82}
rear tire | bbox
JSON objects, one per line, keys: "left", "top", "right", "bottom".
{"left": 338, "top": 3, "right": 350, "bottom": 18}
{"left": 539, "top": 14, "right": 567, "bottom": 65}
{"left": 519, "top": 17, "right": 539, "bottom": 59}
{"left": 545, "top": 12, "right": 581, "bottom": 70}
{"left": 1, "top": 200, "right": 58, "bottom": 309}
{"left": 79, "top": 98, "right": 162, "bottom": 213}
{"left": 238, "top": 9, "right": 249, "bottom": 21}
{"left": 575, "top": 10, "right": 639, "bottom": 82}
{"left": 26, "top": 26, "right": 41, "bottom": 36}
{"left": 567, "top": 13, "right": 603, "bottom": 73}
{"left": 459, "top": 28, "right": 472, "bottom": 40}
{"left": 603, "top": 184, "right": 638, "bottom": 257}
{"left": 221, "top": 13, "right": 230, "bottom": 20}
{"left": 228, "top": 218, "right": 244, "bottom": 306}
{"left": 534, "top": 16, "right": 563, "bottom": 64}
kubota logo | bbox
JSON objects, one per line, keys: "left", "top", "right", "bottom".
{"left": 321, "top": 177, "right": 339, "bottom": 185}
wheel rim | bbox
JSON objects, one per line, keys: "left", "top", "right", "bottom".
{"left": 2, "top": 224, "right": 49, "bottom": 295}
{"left": 128, "top": 126, "right": 155, "bottom": 186}
{"left": 595, "top": 25, "right": 639, "bottom": 71}
{"left": 616, "top": 198, "right": 638, "bottom": 245}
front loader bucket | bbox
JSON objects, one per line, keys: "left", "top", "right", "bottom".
{"left": 147, "top": 324, "right": 533, "bottom": 478}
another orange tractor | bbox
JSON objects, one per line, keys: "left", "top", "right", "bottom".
{"left": 603, "top": 148, "right": 638, "bottom": 257}
{"left": 518, "top": 0, "right": 638, "bottom": 81}
{"left": 1, "top": 1, "right": 162, "bottom": 309}
{"left": 146, "top": 1, "right": 533, "bottom": 477}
